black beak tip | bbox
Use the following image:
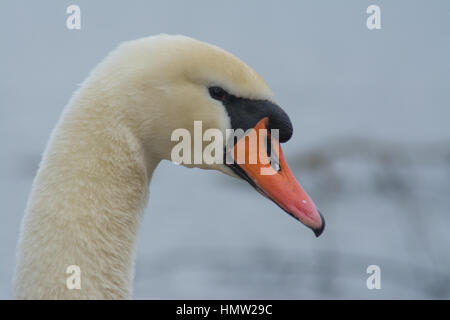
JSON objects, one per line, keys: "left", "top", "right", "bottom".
{"left": 313, "top": 210, "right": 325, "bottom": 237}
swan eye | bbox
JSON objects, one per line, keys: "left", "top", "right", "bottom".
{"left": 209, "top": 86, "right": 229, "bottom": 101}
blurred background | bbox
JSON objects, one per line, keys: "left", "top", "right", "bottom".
{"left": 1, "top": 0, "right": 449, "bottom": 299}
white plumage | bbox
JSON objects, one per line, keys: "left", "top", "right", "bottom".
{"left": 14, "top": 35, "right": 273, "bottom": 299}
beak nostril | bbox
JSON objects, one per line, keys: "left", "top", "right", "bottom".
{"left": 273, "top": 161, "right": 281, "bottom": 172}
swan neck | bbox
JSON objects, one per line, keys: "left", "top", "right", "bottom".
{"left": 14, "top": 96, "right": 159, "bottom": 299}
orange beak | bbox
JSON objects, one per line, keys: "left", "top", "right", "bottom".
{"left": 229, "top": 117, "right": 325, "bottom": 237}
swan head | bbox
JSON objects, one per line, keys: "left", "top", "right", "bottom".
{"left": 99, "top": 35, "right": 324, "bottom": 236}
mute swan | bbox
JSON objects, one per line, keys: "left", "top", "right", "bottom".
{"left": 14, "top": 35, "right": 324, "bottom": 299}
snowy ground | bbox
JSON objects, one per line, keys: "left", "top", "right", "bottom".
{"left": 1, "top": 1, "right": 449, "bottom": 299}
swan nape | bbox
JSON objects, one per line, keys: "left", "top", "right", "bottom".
{"left": 14, "top": 34, "right": 324, "bottom": 299}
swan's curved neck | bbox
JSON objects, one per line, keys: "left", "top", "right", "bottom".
{"left": 14, "top": 90, "right": 160, "bottom": 299}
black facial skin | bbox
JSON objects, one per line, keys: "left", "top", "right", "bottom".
{"left": 208, "top": 86, "right": 293, "bottom": 143}
{"left": 209, "top": 85, "right": 292, "bottom": 180}
{"left": 208, "top": 85, "right": 292, "bottom": 171}
{"left": 209, "top": 84, "right": 290, "bottom": 188}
